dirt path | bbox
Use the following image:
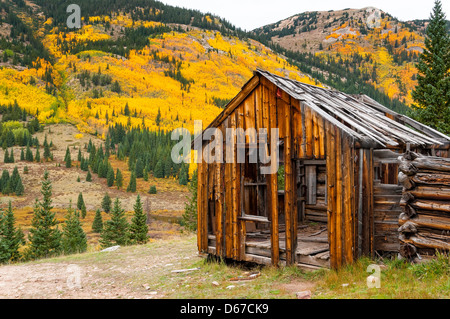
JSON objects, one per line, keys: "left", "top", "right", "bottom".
{"left": 0, "top": 235, "right": 199, "bottom": 299}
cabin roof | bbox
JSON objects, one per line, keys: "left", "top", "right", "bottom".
{"left": 193, "top": 69, "right": 450, "bottom": 149}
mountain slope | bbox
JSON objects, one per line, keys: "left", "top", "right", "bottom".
{"left": 0, "top": 0, "right": 320, "bottom": 136}
{"left": 251, "top": 7, "right": 448, "bottom": 110}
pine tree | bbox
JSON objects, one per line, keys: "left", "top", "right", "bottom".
{"left": 80, "top": 202, "right": 87, "bottom": 219}
{"left": 8, "top": 148, "right": 14, "bottom": 163}
{"left": 154, "top": 160, "right": 164, "bottom": 178}
{"left": 43, "top": 136, "right": 51, "bottom": 161}
{"left": 411, "top": 0, "right": 450, "bottom": 134}
{"left": 0, "top": 201, "right": 25, "bottom": 263}
{"left": 115, "top": 168, "right": 123, "bottom": 189}
{"left": 26, "top": 171, "right": 62, "bottom": 260}
{"left": 92, "top": 209, "right": 103, "bottom": 233}
{"left": 135, "top": 158, "right": 144, "bottom": 178}
{"left": 99, "top": 198, "right": 129, "bottom": 248}
{"left": 20, "top": 148, "right": 24, "bottom": 161}
{"left": 148, "top": 185, "right": 157, "bottom": 194}
{"left": 64, "top": 147, "right": 72, "bottom": 168}
{"left": 129, "top": 195, "right": 148, "bottom": 244}
{"left": 127, "top": 171, "right": 137, "bottom": 193}
{"left": 34, "top": 147, "right": 40, "bottom": 162}
{"left": 62, "top": 202, "right": 87, "bottom": 255}
{"left": 182, "top": 169, "right": 197, "bottom": 232}
{"left": 77, "top": 148, "right": 82, "bottom": 162}
{"left": 25, "top": 145, "right": 33, "bottom": 162}
{"left": 10, "top": 166, "right": 19, "bottom": 191}
{"left": 107, "top": 166, "right": 115, "bottom": 187}
{"left": 3, "top": 148, "right": 9, "bottom": 164}
{"left": 101, "top": 193, "right": 112, "bottom": 213}
{"left": 86, "top": 169, "right": 92, "bottom": 182}
{"left": 77, "top": 192, "right": 85, "bottom": 210}
{"left": 1, "top": 170, "right": 10, "bottom": 194}
{"left": 14, "top": 174, "right": 24, "bottom": 196}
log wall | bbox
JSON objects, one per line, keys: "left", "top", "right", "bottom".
{"left": 398, "top": 151, "right": 450, "bottom": 260}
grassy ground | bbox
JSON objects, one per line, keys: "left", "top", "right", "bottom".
{"left": 1, "top": 235, "right": 448, "bottom": 299}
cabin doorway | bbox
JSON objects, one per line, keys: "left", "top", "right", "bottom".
{"left": 294, "top": 159, "right": 330, "bottom": 268}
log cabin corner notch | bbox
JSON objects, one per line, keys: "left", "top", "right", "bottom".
{"left": 194, "top": 69, "right": 450, "bottom": 269}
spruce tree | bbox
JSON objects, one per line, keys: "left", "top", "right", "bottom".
{"left": 411, "top": 0, "right": 450, "bottom": 134}
{"left": 35, "top": 147, "right": 40, "bottom": 162}
{"left": 154, "top": 160, "right": 164, "bottom": 178}
{"left": 20, "top": 148, "right": 24, "bottom": 161}
{"left": 115, "top": 168, "right": 123, "bottom": 189}
{"left": 92, "top": 209, "right": 103, "bottom": 233}
{"left": 99, "top": 198, "right": 129, "bottom": 248}
{"left": 25, "top": 145, "right": 33, "bottom": 162}
{"left": 62, "top": 203, "right": 87, "bottom": 255}
{"left": 101, "top": 193, "right": 112, "bottom": 213}
{"left": 80, "top": 202, "right": 87, "bottom": 219}
{"left": 8, "top": 148, "right": 14, "bottom": 163}
{"left": 10, "top": 166, "right": 19, "bottom": 191}
{"left": 135, "top": 158, "right": 144, "bottom": 178}
{"left": 43, "top": 136, "right": 51, "bottom": 161}
{"left": 77, "top": 192, "right": 85, "bottom": 210}
{"left": 64, "top": 147, "right": 72, "bottom": 168}
{"left": 129, "top": 195, "right": 148, "bottom": 244}
{"left": 86, "top": 169, "right": 92, "bottom": 182}
{"left": 0, "top": 201, "right": 25, "bottom": 263}
{"left": 127, "top": 171, "right": 137, "bottom": 193}
{"left": 77, "top": 148, "right": 82, "bottom": 162}
{"left": 14, "top": 174, "right": 24, "bottom": 196}
{"left": 1, "top": 170, "right": 10, "bottom": 194}
{"left": 3, "top": 148, "right": 9, "bottom": 163}
{"left": 26, "top": 171, "right": 62, "bottom": 260}
{"left": 107, "top": 166, "right": 115, "bottom": 187}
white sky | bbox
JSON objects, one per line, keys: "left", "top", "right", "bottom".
{"left": 159, "top": 0, "right": 450, "bottom": 31}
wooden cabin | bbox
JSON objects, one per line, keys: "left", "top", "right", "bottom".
{"left": 195, "top": 69, "right": 450, "bottom": 269}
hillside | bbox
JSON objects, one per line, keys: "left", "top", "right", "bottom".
{"left": 0, "top": 0, "right": 320, "bottom": 137}
{"left": 251, "top": 7, "right": 449, "bottom": 111}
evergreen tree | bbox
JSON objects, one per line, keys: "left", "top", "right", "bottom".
{"left": 154, "top": 160, "right": 164, "bottom": 178}
{"left": 115, "top": 168, "right": 123, "bottom": 189}
{"left": 1, "top": 170, "right": 10, "bottom": 194}
{"left": 20, "top": 148, "right": 24, "bottom": 161}
{"left": 14, "top": 174, "right": 24, "bottom": 196}
{"left": 148, "top": 185, "right": 157, "bottom": 194}
{"left": 0, "top": 201, "right": 25, "bottom": 263}
{"left": 86, "top": 169, "right": 92, "bottom": 182}
{"left": 99, "top": 198, "right": 129, "bottom": 248}
{"left": 92, "top": 209, "right": 103, "bottom": 233}
{"left": 43, "top": 136, "right": 51, "bottom": 161}
{"left": 10, "top": 167, "right": 19, "bottom": 191}
{"left": 23, "top": 166, "right": 29, "bottom": 174}
{"left": 127, "top": 171, "right": 137, "bottom": 193}
{"left": 77, "top": 148, "right": 82, "bottom": 162}
{"left": 411, "top": 0, "right": 450, "bottom": 134}
{"left": 101, "top": 193, "right": 112, "bottom": 213}
{"left": 129, "top": 195, "right": 148, "bottom": 244}
{"left": 3, "top": 149, "right": 8, "bottom": 164}
{"left": 25, "top": 145, "right": 33, "bottom": 162}
{"left": 26, "top": 171, "right": 62, "bottom": 260}
{"left": 80, "top": 202, "right": 87, "bottom": 219}
{"left": 182, "top": 170, "right": 197, "bottom": 232}
{"left": 107, "top": 166, "right": 115, "bottom": 187}
{"left": 143, "top": 167, "right": 149, "bottom": 181}
{"left": 64, "top": 147, "right": 72, "bottom": 168}
{"left": 8, "top": 148, "right": 14, "bottom": 163}
{"left": 62, "top": 202, "right": 87, "bottom": 255}
{"left": 77, "top": 192, "right": 85, "bottom": 210}
{"left": 135, "top": 158, "right": 144, "bottom": 178}
{"left": 34, "top": 147, "right": 40, "bottom": 162}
